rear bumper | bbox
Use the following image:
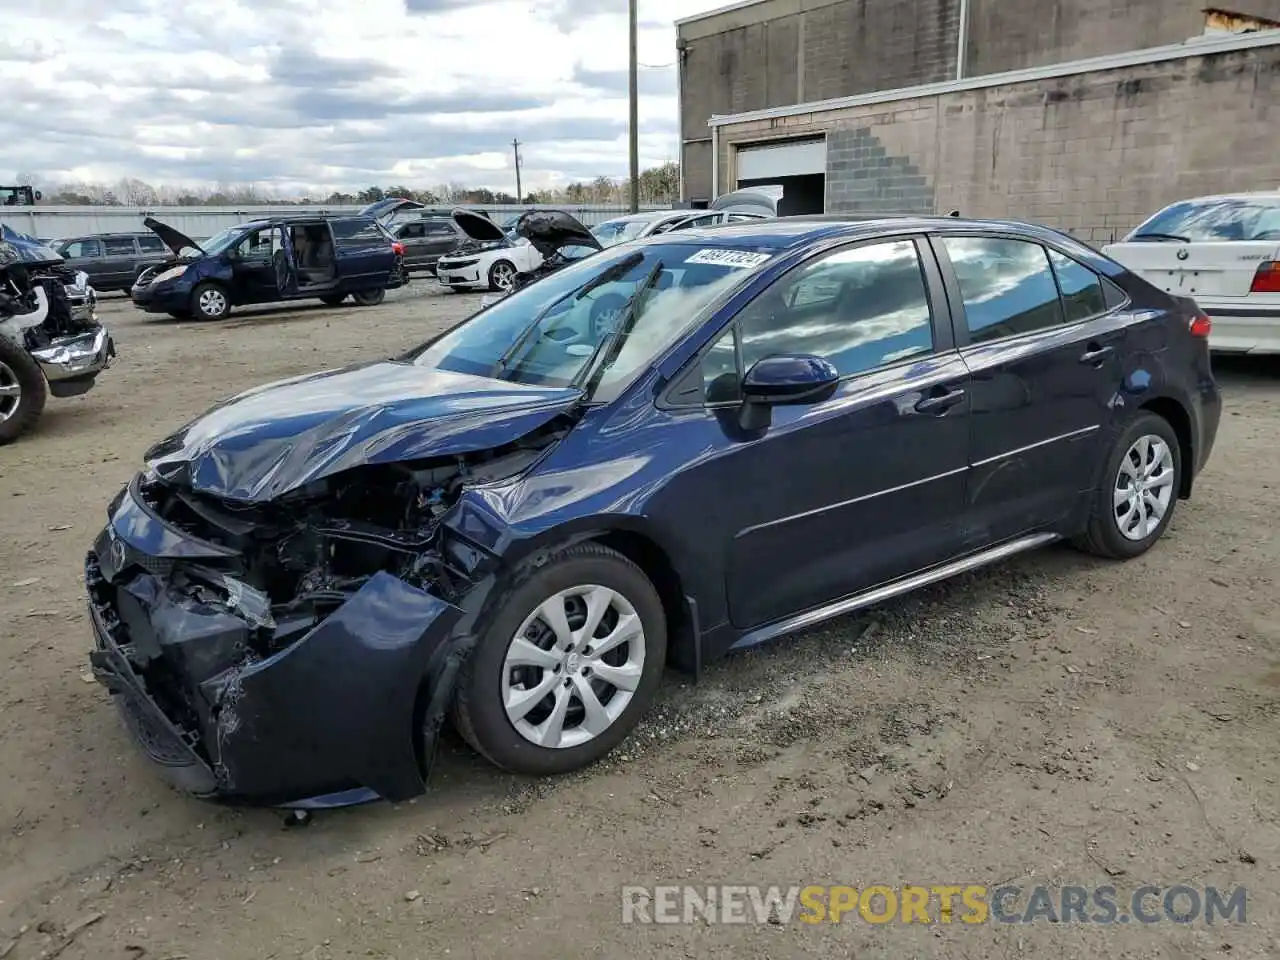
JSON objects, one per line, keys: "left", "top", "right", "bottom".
{"left": 85, "top": 487, "right": 470, "bottom": 806}
{"left": 1201, "top": 305, "right": 1280, "bottom": 354}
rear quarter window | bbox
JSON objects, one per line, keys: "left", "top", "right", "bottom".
{"left": 137, "top": 236, "right": 165, "bottom": 253}
{"left": 330, "top": 218, "right": 385, "bottom": 242}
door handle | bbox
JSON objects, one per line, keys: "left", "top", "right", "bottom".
{"left": 915, "top": 388, "right": 966, "bottom": 414}
{"left": 1079, "top": 343, "right": 1114, "bottom": 365}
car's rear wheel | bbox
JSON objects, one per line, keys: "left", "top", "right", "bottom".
{"left": 351, "top": 289, "right": 385, "bottom": 307}
{"left": 453, "top": 543, "right": 666, "bottom": 776}
{"left": 488, "top": 260, "right": 517, "bottom": 293}
{"left": 1074, "top": 412, "right": 1181, "bottom": 559}
{"left": 0, "top": 338, "right": 47, "bottom": 445}
{"left": 190, "top": 282, "right": 230, "bottom": 321}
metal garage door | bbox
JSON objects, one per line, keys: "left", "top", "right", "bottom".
{"left": 736, "top": 139, "right": 826, "bottom": 181}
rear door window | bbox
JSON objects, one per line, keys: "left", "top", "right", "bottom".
{"left": 941, "top": 237, "right": 1063, "bottom": 343}
{"left": 1047, "top": 249, "right": 1107, "bottom": 322}
{"left": 103, "top": 237, "right": 137, "bottom": 256}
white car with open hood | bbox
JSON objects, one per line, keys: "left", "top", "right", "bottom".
{"left": 1103, "top": 192, "right": 1280, "bottom": 354}
{"left": 435, "top": 210, "right": 542, "bottom": 293}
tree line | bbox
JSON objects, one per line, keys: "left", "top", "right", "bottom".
{"left": 11, "top": 162, "right": 680, "bottom": 208}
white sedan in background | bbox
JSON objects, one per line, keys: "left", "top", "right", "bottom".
{"left": 1103, "top": 192, "right": 1280, "bottom": 354}
{"left": 436, "top": 210, "right": 542, "bottom": 293}
{"left": 592, "top": 208, "right": 768, "bottom": 247}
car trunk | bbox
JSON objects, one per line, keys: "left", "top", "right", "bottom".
{"left": 1103, "top": 239, "right": 1280, "bottom": 300}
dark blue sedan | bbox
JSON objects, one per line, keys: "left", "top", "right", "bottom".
{"left": 85, "top": 216, "right": 1221, "bottom": 806}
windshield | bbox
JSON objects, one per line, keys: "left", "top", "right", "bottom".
{"left": 197, "top": 226, "right": 245, "bottom": 257}
{"left": 592, "top": 217, "right": 657, "bottom": 247}
{"left": 411, "top": 242, "right": 770, "bottom": 401}
{"left": 1128, "top": 198, "right": 1280, "bottom": 242}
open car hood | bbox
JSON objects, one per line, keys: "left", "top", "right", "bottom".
{"left": 452, "top": 208, "right": 507, "bottom": 243}
{"left": 142, "top": 361, "right": 584, "bottom": 503}
{"left": 711, "top": 186, "right": 781, "bottom": 217}
{"left": 359, "top": 197, "right": 427, "bottom": 222}
{"left": 514, "top": 210, "right": 602, "bottom": 260}
{"left": 0, "top": 224, "right": 64, "bottom": 269}
{"left": 143, "top": 217, "right": 204, "bottom": 257}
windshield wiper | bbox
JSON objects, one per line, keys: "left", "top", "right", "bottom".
{"left": 1129, "top": 231, "right": 1191, "bottom": 243}
{"left": 490, "top": 251, "right": 644, "bottom": 379}
{"left": 573, "top": 259, "right": 665, "bottom": 397}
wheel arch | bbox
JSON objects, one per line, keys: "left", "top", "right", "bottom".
{"left": 1138, "top": 395, "right": 1193, "bottom": 498}
{"left": 495, "top": 517, "right": 703, "bottom": 677}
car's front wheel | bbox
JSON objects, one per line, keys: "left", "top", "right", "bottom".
{"left": 0, "top": 338, "right": 47, "bottom": 445}
{"left": 191, "top": 282, "right": 230, "bottom": 321}
{"left": 453, "top": 543, "right": 666, "bottom": 776}
{"left": 1075, "top": 412, "right": 1181, "bottom": 559}
{"left": 488, "top": 260, "right": 517, "bottom": 293}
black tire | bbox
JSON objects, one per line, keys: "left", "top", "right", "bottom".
{"left": 488, "top": 260, "right": 517, "bottom": 293}
{"left": 351, "top": 289, "right": 385, "bottom": 307}
{"left": 453, "top": 542, "right": 667, "bottom": 776}
{"left": 320, "top": 294, "right": 347, "bottom": 306}
{"left": 190, "top": 281, "right": 231, "bottom": 321}
{"left": 0, "top": 336, "right": 48, "bottom": 445}
{"left": 1073, "top": 412, "right": 1182, "bottom": 560}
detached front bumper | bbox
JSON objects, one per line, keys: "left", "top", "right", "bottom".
{"left": 85, "top": 485, "right": 468, "bottom": 806}
{"left": 31, "top": 325, "right": 115, "bottom": 390}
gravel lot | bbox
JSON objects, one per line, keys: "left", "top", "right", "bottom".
{"left": 0, "top": 286, "right": 1276, "bottom": 959}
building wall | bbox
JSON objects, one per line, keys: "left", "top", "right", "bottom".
{"left": 679, "top": 0, "right": 962, "bottom": 200}
{"left": 714, "top": 43, "right": 1280, "bottom": 242}
{"left": 680, "top": 0, "right": 1280, "bottom": 200}
{"left": 965, "top": 0, "right": 1280, "bottom": 75}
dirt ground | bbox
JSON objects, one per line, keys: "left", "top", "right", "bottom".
{"left": 0, "top": 285, "right": 1276, "bottom": 960}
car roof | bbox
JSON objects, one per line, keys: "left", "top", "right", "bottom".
{"left": 628, "top": 214, "right": 1079, "bottom": 252}
{"left": 241, "top": 214, "right": 373, "bottom": 227}
{"left": 601, "top": 210, "right": 694, "bottom": 226}
{"left": 1163, "top": 191, "right": 1280, "bottom": 204}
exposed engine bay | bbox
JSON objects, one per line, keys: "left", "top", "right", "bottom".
{"left": 86, "top": 414, "right": 571, "bottom": 802}
{"left": 0, "top": 258, "right": 99, "bottom": 348}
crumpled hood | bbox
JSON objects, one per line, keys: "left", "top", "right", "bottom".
{"left": 143, "top": 362, "right": 583, "bottom": 502}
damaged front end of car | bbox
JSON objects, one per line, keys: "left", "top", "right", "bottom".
{"left": 86, "top": 367, "right": 578, "bottom": 806}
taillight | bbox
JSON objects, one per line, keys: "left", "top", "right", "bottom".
{"left": 1250, "top": 261, "right": 1280, "bottom": 293}
{"left": 1189, "top": 313, "right": 1212, "bottom": 338}
{"left": 392, "top": 241, "right": 405, "bottom": 256}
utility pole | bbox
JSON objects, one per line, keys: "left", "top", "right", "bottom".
{"left": 512, "top": 138, "right": 523, "bottom": 204}
{"left": 628, "top": 0, "right": 639, "bottom": 213}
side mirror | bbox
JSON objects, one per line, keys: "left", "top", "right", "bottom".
{"left": 742, "top": 354, "right": 840, "bottom": 406}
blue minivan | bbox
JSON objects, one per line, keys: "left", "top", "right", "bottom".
{"left": 131, "top": 214, "right": 408, "bottom": 321}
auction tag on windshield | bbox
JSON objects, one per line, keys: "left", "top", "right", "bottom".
{"left": 684, "top": 249, "right": 773, "bottom": 269}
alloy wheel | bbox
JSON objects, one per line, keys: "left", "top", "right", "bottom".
{"left": 0, "top": 361, "right": 20, "bottom": 422}
{"left": 199, "top": 288, "right": 227, "bottom": 317}
{"left": 492, "top": 263, "right": 516, "bottom": 291}
{"left": 501, "top": 584, "right": 646, "bottom": 749}
{"left": 1113, "top": 434, "right": 1176, "bottom": 541}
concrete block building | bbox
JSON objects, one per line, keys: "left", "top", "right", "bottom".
{"left": 677, "top": 0, "right": 1280, "bottom": 240}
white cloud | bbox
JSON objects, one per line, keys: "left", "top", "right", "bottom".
{"left": 0, "top": 0, "right": 734, "bottom": 196}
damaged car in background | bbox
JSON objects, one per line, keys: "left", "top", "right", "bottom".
{"left": 475, "top": 209, "right": 603, "bottom": 309}
{"left": 86, "top": 216, "right": 1219, "bottom": 808}
{"left": 0, "top": 224, "right": 114, "bottom": 443}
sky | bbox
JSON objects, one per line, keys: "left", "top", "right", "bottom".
{"left": 0, "top": 0, "right": 734, "bottom": 196}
